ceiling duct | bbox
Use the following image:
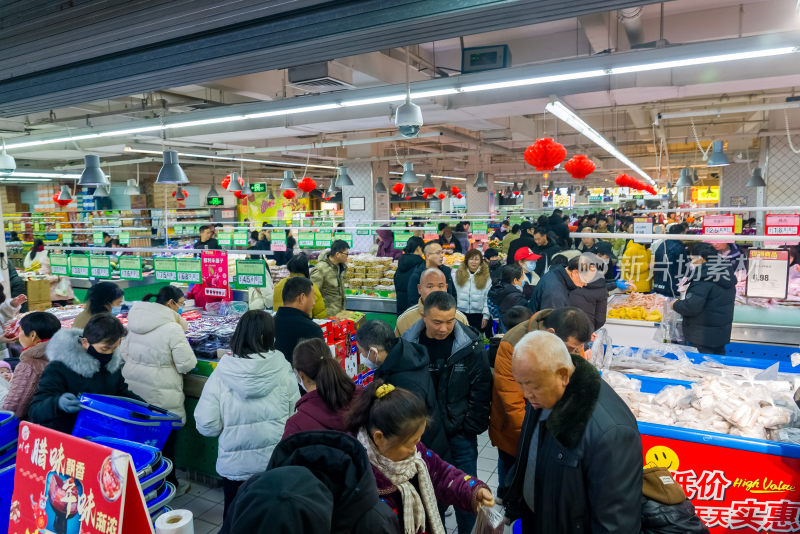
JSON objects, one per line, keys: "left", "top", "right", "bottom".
{"left": 288, "top": 62, "right": 355, "bottom": 93}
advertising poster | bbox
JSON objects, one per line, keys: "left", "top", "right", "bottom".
{"left": 201, "top": 250, "right": 230, "bottom": 299}
{"left": 8, "top": 423, "right": 152, "bottom": 534}
{"left": 242, "top": 192, "right": 311, "bottom": 224}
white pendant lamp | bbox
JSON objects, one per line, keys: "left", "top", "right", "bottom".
{"left": 280, "top": 170, "right": 297, "bottom": 190}
{"left": 241, "top": 180, "right": 253, "bottom": 196}
{"left": 124, "top": 164, "right": 141, "bottom": 195}
{"left": 57, "top": 185, "right": 72, "bottom": 201}
{"left": 207, "top": 183, "right": 219, "bottom": 199}
{"left": 93, "top": 185, "right": 110, "bottom": 197}
{"left": 336, "top": 165, "right": 354, "bottom": 187}
{"left": 746, "top": 167, "right": 766, "bottom": 187}
{"left": 155, "top": 150, "right": 189, "bottom": 184}
{"left": 400, "top": 162, "right": 418, "bottom": 184}
{"left": 0, "top": 139, "right": 16, "bottom": 173}
{"left": 78, "top": 155, "right": 109, "bottom": 186}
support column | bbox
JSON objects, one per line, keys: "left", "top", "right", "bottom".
{"left": 342, "top": 143, "right": 386, "bottom": 252}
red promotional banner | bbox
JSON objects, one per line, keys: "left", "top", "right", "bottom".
{"left": 641, "top": 429, "right": 800, "bottom": 533}
{"left": 201, "top": 250, "right": 230, "bottom": 300}
{"left": 8, "top": 423, "right": 152, "bottom": 534}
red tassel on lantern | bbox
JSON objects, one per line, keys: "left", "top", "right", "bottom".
{"left": 282, "top": 189, "right": 296, "bottom": 200}
{"left": 564, "top": 155, "right": 596, "bottom": 179}
{"left": 456, "top": 193, "right": 463, "bottom": 199}
{"left": 523, "top": 138, "right": 567, "bottom": 171}
{"left": 392, "top": 183, "right": 404, "bottom": 195}
{"left": 437, "top": 193, "right": 446, "bottom": 200}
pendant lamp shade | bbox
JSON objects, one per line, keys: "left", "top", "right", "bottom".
{"left": 174, "top": 188, "right": 186, "bottom": 200}
{"left": 746, "top": 167, "right": 766, "bottom": 187}
{"left": 241, "top": 180, "right": 253, "bottom": 196}
{"left": 280, "top": 170, "right": 297, "bottom": 190}
{"left": 400, "top": 162, "right": 418, "bottom": 184}
{"left": 267, "top": 187, "right": 275, "bottom": 201}
{"left": 0, "top": 140, "right": 15, "bottom": 173}
{"left": 57, "top": 185, "right": 72, "bottom": 201}
{"left": 534, "top": 183, "right": 541, "bottom": 193}
{"left": 375, "top": 177, "right": 388, "bottom": 194}
{"left": 707, "top": 141, "right": 730, "bottom": 167}
{"left": 518, "top": 180, "right": 527, "bottom": 193}
{"left": 124, "top": 179, "right": 140, "bottom": 195}
{"left": 421, "top": 174, "right": 435, "bottom": 189}
{"left": 603, "top": 188, "right": 610, "bottom": 196}
{"left": 207, "top": 183, "right": 219, "bottom": 198}
{"left": 691, "top": 169, "right": 699, "bottom": 184}
{"left": 676, "top": 167, "right": 694, "bottom": 187}
{"left": 78, "top": 155, "right": 109, "bottom": 186}
{"left": 473, "top": 171, "right": 488, "bottom": 191}
{"left": 155, "top": 150, "right": 189, "bottom": 184}
{"left": 326, "top": 179, "right": 338, "bottom": 198}
{"left": 227, "top": 172, "right": 243, "bottom": 192}
{"left": 93, "top": 185, "right": 110, "bottom": 198}
{"left": 336, "top": 166, "right": 354, "bottom": 187}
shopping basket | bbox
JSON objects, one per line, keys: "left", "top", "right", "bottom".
{"left": 73, "top": 394, "right": 182, "bottom": 449}
{"left": 0, "top": 462, "right": 14, "bottom": 534}
{"left": 146, "top": 481, "right": 176, "bottom": 514}
{"left": 88, "top": 436, "right": 162, "bottom": 478}
{"left": 0, "top": 411, "right": 18, "bottom": 445}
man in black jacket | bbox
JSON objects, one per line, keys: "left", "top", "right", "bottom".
{"left": 529, "top": 255, "right": 588, "bottom": 313}
{"left": 507, "top": 221, "right": 537, "bottom": 266}
{"left": 652, "top": 224, "right": 688, "bottom": 298}
{"left": 356, "top": 320, "right": 449, "bottom": 459}
{"left": 532, "top": 227, "right": 562, "bottom": 276}
{"left": 406, "top": 240, "right": 457, "bottom": 305}
{"left": 488, "top": 264, "right": 530, "bottom": 329}
{"left": 274, "top": 277, "right": 324, "bottom": 363}
{"left": 402, "top": 291, "right": 492, "bottom": 534}
{"left": 548, "top": 209, "right": 571, "bottom": 249}
{"left": 505, "top": 330, "right": 642, "bottom": 533}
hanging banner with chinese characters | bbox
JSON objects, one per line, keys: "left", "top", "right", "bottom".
{"left": 201, "top": 250, "right": 230, "bottom": 299}
{"left": 175, "top": 258, "right": 202, "bottom": 284}
{"left": 153, "top": 257, "right": 177, "bottom": 282}
{"left": 118, "top": 257, "right": 142, "bottom": 281}
{"left": 89, "top": 255, "right": 111, "bottom": 279}
{"left": 49, "top": 254, "right": 69, "bottom": 276}
{"left": 745, "top": 249, "right": 789, "bottom": 300}
{"left": 9, "top": 422, "right": 154, "bottom": 534}
{"left": 69, "top": 255, "right": 90, "bottom": 278}
{"left": 640, "top": 423, "right": 800, "bottom": 533}
{"left": 235, "top": 260, "right": 267, "bottom": 288}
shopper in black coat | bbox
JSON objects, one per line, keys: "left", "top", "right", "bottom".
{"left": 548, "top": 209, "right": 571, "bottom": 249}
{"left": 274, "top": 277, "right": 324, "bottom": 363}
{"left": 569, "top": 276, "right": 608, "bottom": 331}
{"left": 505, "top": 344, "right": 642, "bottom": 533}
{"left": 672, "top": 244, "right": 736, "bottom": 355}
{"left": 356, "top": 320, "right": 449, "bottom": 459}
{"left": 406, "top": 241, "right": 457, "bottom": 305}
{"left": 488, "top": 264, "right": 530, "bottom": 319}
{"left": 28, "top": 315, "right": 142, "bottom": 434}
{"left": 507, "top": 222, "right": 537, "bottom": 266}
{"left": 529, "top": 258, "right": 587, "bottom": 314}
{"left": 652, "top": 224, "right": 688, "bottom": 298}
{"left": 393, "top": 237, "right": 426, "bottom": 314}
{"left": 532, "top": 228, "right": 562, "bottom": 276}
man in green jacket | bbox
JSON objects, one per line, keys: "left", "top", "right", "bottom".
{"left": 501, "top": 223, "right": 521, "bottom": 254}
{"left": 310, "top": 239, "right": 349, "bottom": 316}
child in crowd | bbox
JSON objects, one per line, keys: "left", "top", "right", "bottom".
{"left": 194, "top": 310, "right": 300, "bottom": 517}
{"left": 28, "top": 313, "right": 141, "bottom": 433}
{"left": 2, "top": 312, "right": 61, "bottom": 419}
{"left": 0, "top": 361, "right": 10, "bottom": 382}
{"left": 347, "top": 380, "right": 494, "bottom": 534}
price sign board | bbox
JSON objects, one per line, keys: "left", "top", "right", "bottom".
{"left": 471, "top": 222, "right": 489, "bottom": 239}
{"left": 176, "top": 258, "right": 202, "bottom": 283}
{"left": 93, "top": 232, "right": 104, "bottom": 246}
{"left": 236, "top": 259, "right": 267, "bottom": 287}
{"left": 119, "top": 256, "right": 142, "bottom": 280}
{"left": 50, "top": 254, "right": 69, "bottom": 275}
{"left": 394, "top": 232, "right": 413, "bottom": 248}
{"left": 201, "top": 250, "right": 230, "bottom": 299}
{"left": 69, "top": 255, "right": 89, "bottom": 277}
{"left": 702, "top": 215, "right": 739, "bottom": 243}
{"left": 339, "top": 233, "right": 353, "bottom": 247}
{"left": 233, "top": 232, "right": 248, "bottom": 246}
{"left": 89, "top": 255, "right": 111, "bottom": 279}
{"left": 314, "top": 232, "right": 332, "bottom": 248}
{"left": 298, "top": 231, "right": 315, "bottom": 247}
{"left": 63, "top": 233, "right": 73, "bottom": 244}
{"left": 118, "top": 231, "right": 130, "bottom": 245}
{"left": 765, "top": 214, "right": 800, "bottom": 240}
{"left": 746, "top": 249, "right": 789, "bottom": 299}
{"left": 271, "top": 230, "right": 287, "bottom": 252}
{"left": 154, "top": 257, "right": 177, "bottom": 282}
{"left": 356, "top": 224, "right": 372, "bottom": 236}
{"left": 217, "top": 232, "right": 232, "bottom": 247}
{"left": 633, "top": 217, "right": 654, "bottom": 244}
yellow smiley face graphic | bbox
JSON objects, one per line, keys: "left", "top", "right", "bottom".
{"left": 645, "top": 445, "right": 680, "bottom": 471}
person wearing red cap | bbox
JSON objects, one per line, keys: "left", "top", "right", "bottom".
{"left": 513, "top": 247, "right": 542, "bottom": 298}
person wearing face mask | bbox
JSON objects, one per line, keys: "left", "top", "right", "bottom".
{"left": 513, "top": 247, "right": 541, "bottom": 297}
{"left": 483, "top": 249, "right": 504, "bottom": 284}
{"left": 28, "top": 313, "right": 142, "bottom": 434}
{"left": 71, "top": 281, "right": 124, "bottom": 330}
{"left": 488, "top": 265, "right": 530, "bottom": 330}
{"left": 347, "top": 380, "right": 494, "bottom": 534}
{"left": 672, "top": 243, "right": 736, "bottom": 355}
{"left": 354, "top": 320, "right": 449, "bottom": 460}
{"left": 528, "top": 255, "right": 589, "bottom": 314}
{"left": 195, "top": 310, "right": 300, "bottom": 517}
{"left": 568, "top": 253, "right": 610, "bottom": 331}
{"left": 454, "top": 249, "right": 493, "bottom": 336}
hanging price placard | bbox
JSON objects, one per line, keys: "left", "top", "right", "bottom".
{"left": 118, "top": 231, "right": 130, "bottom": 245}
{"left": 271, "top": 230, "right": 287, "bottom": 252}
{"left": 62, "top": 233, "right": 73, "bottom": 244}
{"left": 154, "top": 257, "right": 177, "bottom": 281}
{"left": 89, "top": 255, "right": 111, "bottom": 279}
{"left": 746, "top": 249, "right": 789, "bottom": 299}
{"left": 69, "top": 255, "right": 89, "bottom": 277}
{"left": 236, "top": 260, "right": 267, "bottom": 287}
{"left": 471, "top": 222, "right": 489, "bottom": 239}
{"left": 217, "top": 232, "right": 232, "bottom": 247}
{"left": 394, "top": 232, "right": 413, "bottom": 248}
{"left": 176, "top": 258, "right": 202, "bottom": 283}
{"left": 119, "top": 256, "right": 143, "bottom": 280}
{"left": 298, "top": 231, "right": 315, "bottom": 247}
{"left": 764, "top": 214, "right": 800, "bottom": 238}
{"left": 49, "top": 254, "right": 69, "bottom": 275}
{"left": 314, "top": 232, "right": 332, "bottom": 248}
{"left": 634, "top": 217, "right": 654, "bottom": 244}
{"left": 339, "top": 233, "right": 353, "bottom": 247}
{"left": 233, "top": 232, "right": 249, "bottom": 246}
{"left": 93, "top": 232, "right": 104, "bottom": 245}
{"left": 356, "top": 224, "right": 372, "bottom": 236}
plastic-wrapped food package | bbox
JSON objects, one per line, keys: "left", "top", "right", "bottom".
{"left": 758, "top": 406, "right": 794, "bottom": 429}
{"left": 771, "top": 427, "right": 800, "bottom": 444}
{"left": 654, "top": 386, "right": 692, "bottom": 410}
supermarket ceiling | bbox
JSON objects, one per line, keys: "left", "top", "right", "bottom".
{"left": 1, "top": 0, "right": 800, "bottom": 188}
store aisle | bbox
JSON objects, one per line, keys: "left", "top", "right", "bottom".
{"left": 170, "top": 431, "right": 501, "bottom": 534}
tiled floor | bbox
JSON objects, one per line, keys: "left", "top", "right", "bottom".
{"left": 176, "top": 431, "right": 501, "bottom": 534}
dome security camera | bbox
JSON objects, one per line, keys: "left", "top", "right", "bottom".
{"left": 394, "top": 96, "right": 423, "bottom": 138}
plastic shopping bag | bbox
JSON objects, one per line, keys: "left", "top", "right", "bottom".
{"left": 471, "top": 503, "right": 505, "bottom": 534}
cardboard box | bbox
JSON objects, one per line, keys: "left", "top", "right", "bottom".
{"left": 26, "top": 279, "right": 51, "bottom": 304}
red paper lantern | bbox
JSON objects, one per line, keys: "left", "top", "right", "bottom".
{"left": 523, "top": 138, "right": 567, "bottom": 171}
{"left": 564, "top": 155, "right": 596, "bottom": 179}
{"left": 450, "top": 186, "right": 461, "bottom": 195}
{"left": 423, "top": 187, "right": 436, "bottom": 195}
{"left": 404, "top": 195, "right": 411, "bottom": 200}
{"left": 52, "top": 193, "right": 72, "bottom": 207}
{"left": 437, "top": 193, "right": 446, "bottom": 200}
{"left": 282, "top": 189, "right": 296, "bottom": 200}
{"left": 392, "top": 183, "right": 404, "bottom": 195}
{"left": 221, "top": 174, "right": 231, "bottom": 189}
{"left": 297, "top": 177, "right": 317, "bottom": 193}
{"left": 456, "top": 193, "right": 464, "bottom": 199}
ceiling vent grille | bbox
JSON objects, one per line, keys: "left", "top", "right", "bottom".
{"left": 288, "top": 62, "right": 354, "bottom": 93}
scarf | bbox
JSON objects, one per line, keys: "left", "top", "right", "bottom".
{"left": 357, "top": 429, "right": 445, "bottom": 534}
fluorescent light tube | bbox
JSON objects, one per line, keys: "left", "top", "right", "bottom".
{"left": 610, "top": 47, "right": 796, "bottom": 74}
{"left": 245, "top": 103, "right": 341, "bottom": 119}
{"left": 545, "top": 99, "right": 654, "bottom": 184}
{"left": 0, "top": 171, "right": 81, "bottom": 179}
{"left": 461, "top": 70, "right": 607, "bottom": 93}
{"left": 341, "top": 95, "right": 405, "bottom": 107}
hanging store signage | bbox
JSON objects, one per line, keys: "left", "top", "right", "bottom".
{"left": 745, "top": 249, "right": 789, "bottom": 300}
{"left": 633, "top": 217, "right": 654, "bottom": 244}
{"left": 62, "top": 233, "right": 73, "bottom": 245}
{"left": 702, "top": 215, "right": 736, "bottom": 236}
{"left": 118, "top": 256, "right": 142, "bottom": 280}
{"left": 118, "top": 232, "right": 130, "bottom": 245}
{"left": 154, "top": 257, "right": 177, "bottom": 282}
{"left": 314, "top": 232, "right": 332, "bottom": 248}
{"left": 271, "top": 230, "right": 287, "bottom": 252}
{"left": 764, "top": 214, "right": 800, "bottom": 238}
{"left": 201, "top": 250, "right": 230, "bottom": 299}
{"left": 356, "top": 224, "right": 372, "bottom": 236}
{"left": 10, "top": 422, "right": 153, "bottom": 534}
{"left": 216, "top": 232, "right": 232, "bottom": 247}
{"left": 235, "top": 260, "right": 267, "bottom": 287}
{"left": 691, "top": 186, "right": 720, "bottom": 204}
{"left": 93, "top": 232, "right": 104, "bottom": 246}
{"left": 176, "top": 258, "right": 202, "bottom": 284}
{"left": 207, "top": 196, "right": 224, "bottom": 207}
{"left": 394, "top": 232, "right": 413, "bottom": 248}
{"left": 339, "top": 233, "right": 353, "bottom": 247}
{"left": 89, "top": 255, "right": 111, "bottom": 279}
{"left": 69, "top": 255, "right": 89, "bottom": 278}
{"left": 298, "top": 231, "right": 315, "bottom": 247}
{"left": 233, "top": 232, "right": 248, "bottom": 247}
{"left": 249, "top": 182, "right": 267, "bottom": 193}
{"left": 49, "top": 254, "right": 69, "bottom": 276}
{"left": 471, "top": 222, "right": 489, "bottom": 239}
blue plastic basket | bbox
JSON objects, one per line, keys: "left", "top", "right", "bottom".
{"left": 0, "top": 411, "right": 18, "bottom": 445}
{"left": 140, "top": 458, "right": 173, "bottom": 492}
{"left": 88, "top": 436, "right": 161, "bottom": 478}
{"left": 0, "top": 463, "right": 14, "bottom": 534}
{"left": 143, "top": 480, "right": 166, "bottom": 503}
{"left": 73, "top": 394, "right": 182, "bottom": 449}
{"left": 146, "top": 482, "right": 176, "bottom": 514}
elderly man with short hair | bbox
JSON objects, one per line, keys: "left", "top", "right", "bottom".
{"left": 505, "top": 330, "right": 642, "bottom": 533}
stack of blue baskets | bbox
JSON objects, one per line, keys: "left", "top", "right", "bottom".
{"left": 0, "top": 411, "right": 20, "bottom": 534}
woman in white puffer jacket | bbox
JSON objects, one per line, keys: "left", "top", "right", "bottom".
{"left": 453, "top": 248, "right": 492, "bottom": 336}
{"left": 194, "top": 310, "right": 300, "bottom": 517}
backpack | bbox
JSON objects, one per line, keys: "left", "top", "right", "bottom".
{"left": 641, "top": 466, "right": 709, "bottom": 534}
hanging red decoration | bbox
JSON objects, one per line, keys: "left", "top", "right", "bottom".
{"left": 564, "top": 155, "right": 596, "bottom": 179}
{"left": 392, "top": 183, "right": 404, "bottom": 195}
{"left": 52, "top": 193, "right": 72, "bottom": 207}
{"left": 615, "top": 173, "right": 657, "bottom": 195}
{"left": 234, "top": 190, "right": 248, "bottom": 199}
{"left": 282, "top": 189, "right": 296, "bottom": 200}
{"left": 450, "top": 186, "right": 461, "bottom": 195}
{"left": 404, "top": 196, "right": 411, "bottom": 200}
{"left": 171, "top": 188, "right": 188, "bottom": 198}
{"left": 523, "top": 138, "right": 567, "bottom": 171}
{"left": 423, "top": 187, "right": 436, "bottom": 195}
{"left": 297, "top": 177, "right": 317, "bottom": 194}
{"left": 437, "top": 193, "right": 446, "bottom": 200}
{"left": 456, "top": 193, "right": 464, "bottom": 199}
{"left": 221, "top": 174, "right": 231, "bottom": 189}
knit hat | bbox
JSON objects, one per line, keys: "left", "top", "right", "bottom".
{"left": 0, "top": 361, "right": 11, "bottom": 371}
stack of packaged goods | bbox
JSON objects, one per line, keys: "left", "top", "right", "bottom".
{"left": 318, "top": 312, "right": 368, "bottom": 384}
{"left": 345, "top": 254, "right": 397, "bottom": 297}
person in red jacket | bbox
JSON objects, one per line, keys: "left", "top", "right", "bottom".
{"left": 283, "top": 338, "right": 359, "bottom": 439}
